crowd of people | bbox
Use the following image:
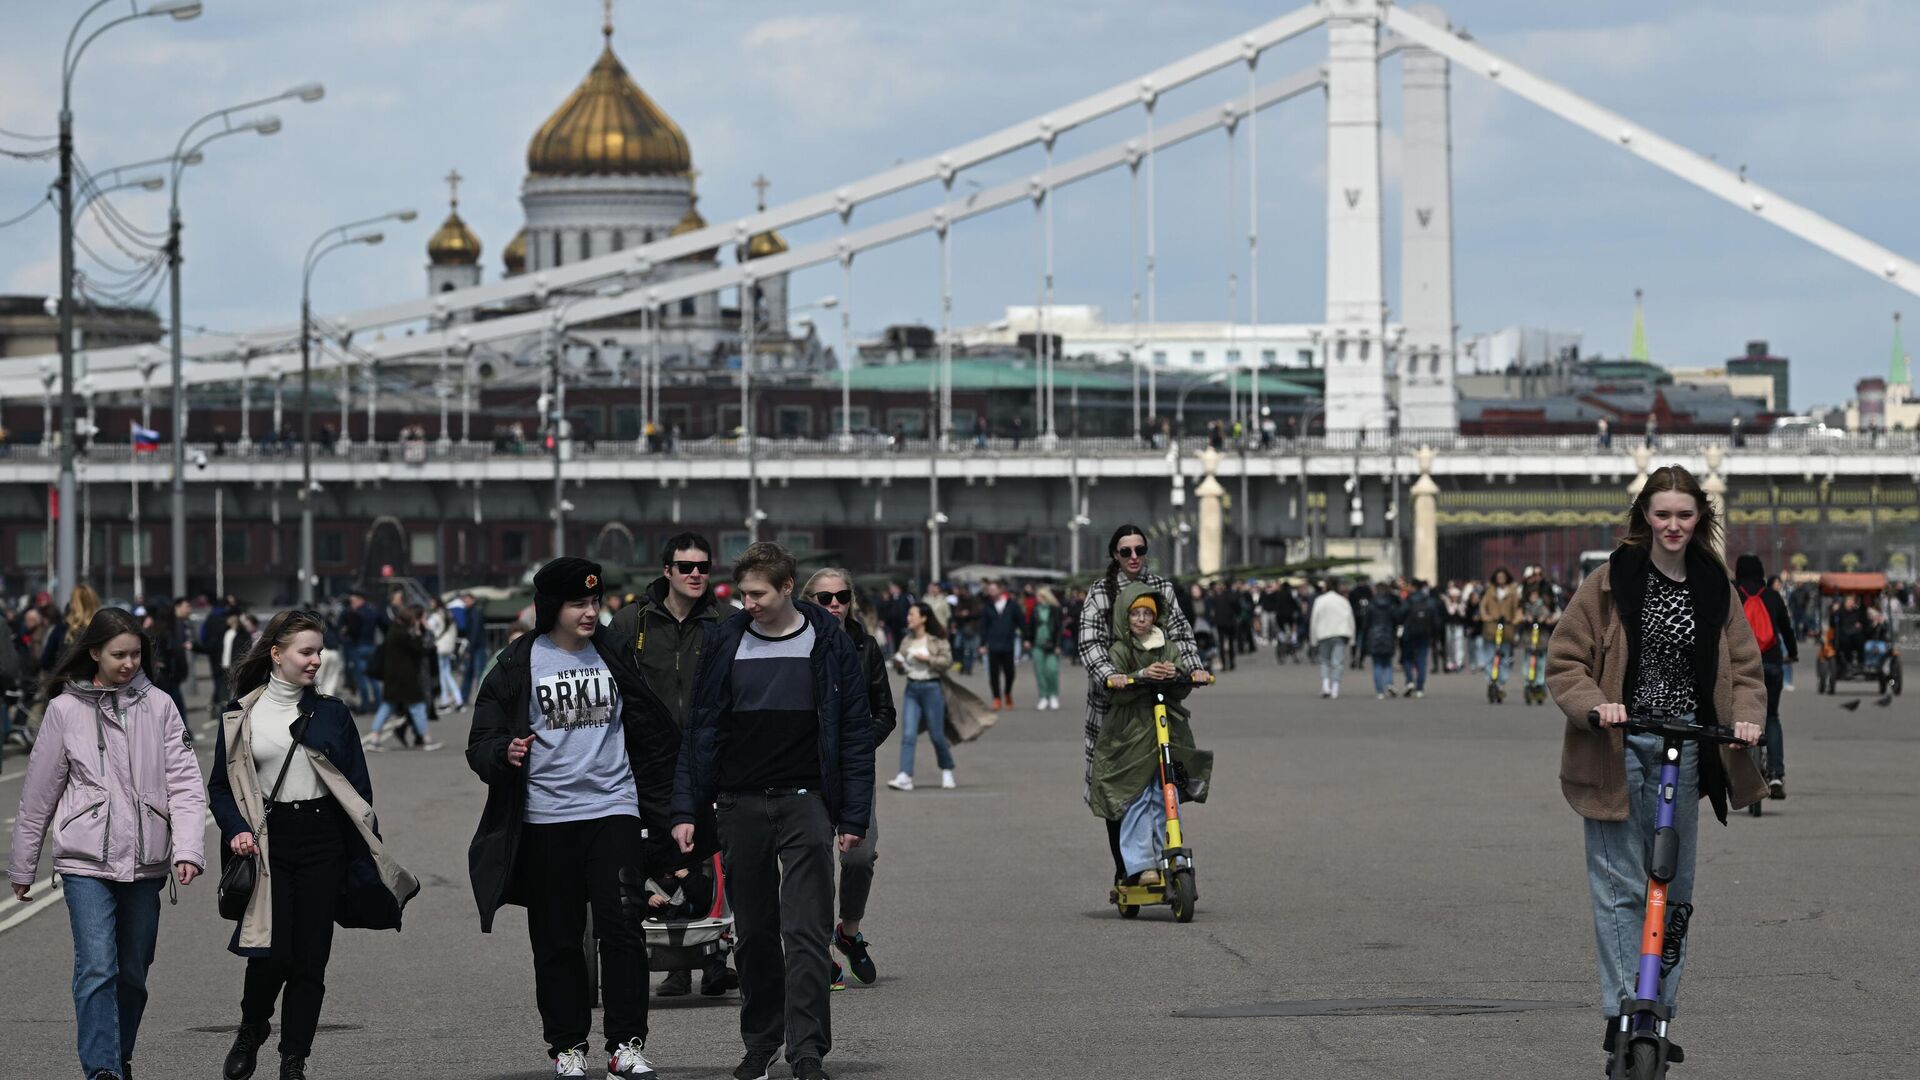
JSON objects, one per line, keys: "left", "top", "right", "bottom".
{"left": 3, "top": 486, "right": 1914, "bottom": 1080}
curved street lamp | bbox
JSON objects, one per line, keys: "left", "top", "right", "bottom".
{"left": 297, "top": 213, "right": 411, "bottom": 603}
{"left": 54, "top": 0, "right": 203, "bottom": 606}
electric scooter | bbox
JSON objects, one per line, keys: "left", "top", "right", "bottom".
{"left": 1486, "top": 622, "right": 1507, "bottom": 704}
{"left": 1523, "top": 624, "right": 1548, "bottom": 705}
{"left": 1108, "top": 677, "right": 1205, "bottom": 923}
{"left": 1588, "top": 706, "right": 1749, "bottom": 1080}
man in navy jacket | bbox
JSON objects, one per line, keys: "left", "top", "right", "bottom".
{"left": 671, "top": 542, "right": 874, "bottom": 1080}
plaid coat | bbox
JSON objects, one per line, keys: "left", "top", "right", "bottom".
{"left": 1076, "top": 569, "right": 1204, "bottom": 804}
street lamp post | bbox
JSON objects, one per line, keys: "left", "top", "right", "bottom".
{"left": 299, "top": 211, "right": 412, "bottom": 604}
{"left": 166, "top": 81, "right": 320, "bottom": 598}
{"left": 544, "top": 284, "right": 625, "bottom": 557}
{"left": 1175, "top": 371, "right": 1228, "bottom": 431}
{"left": 56, "top": 0, "right": 203, "bottom": 606}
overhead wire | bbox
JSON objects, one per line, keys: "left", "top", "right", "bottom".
{"left": 0, "top": 189, "right": 52, "bottom": 229}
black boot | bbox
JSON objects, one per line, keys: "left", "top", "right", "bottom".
{"left": 656, "top": 969, "right": 692, "bottom": 997}
{"left": 224, "top": 1022, "right": 270, "bottom": 1080}
{"left": 279, "top": 1055, "right": 307, "bottom": 1080}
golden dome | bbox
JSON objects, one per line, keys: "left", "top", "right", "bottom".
{"left": 670, "top": 194, "right": 717, "bottom": 261}
{"left": 527, "top": 27, "right": 691, "bottom": 177}
{"left": 427, "top": 210, "right": 481, "bottom": 266}
{"left": 740, "top": 228, "right": 788, "bottom": 261}
{"left": 503, "top": 227, "right": 527, "bottom": 276}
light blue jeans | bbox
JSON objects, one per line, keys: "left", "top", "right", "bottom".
{"left": 371, "top": 700, "right": 429, "bottom": 739}
{"left": 1315, "top": 638, "right": 1349, "bottom": 693}
{"left": 898, "top": 678, "right": 955, "bottom": 776}
{"left": 1118, "top": 784, "right": 1167, "bottom": 876}
{"left": 63, "top": 875, "right": 165, "bottom": 1080}
{"left": 436, "top": 654, "right": 464, "bottom": 706}
{"left": 1370, "top": 656, "right": 1395, "bottom": 694}
{"left": 1583, "top": 729, "right": 1700, "bottom": 1017}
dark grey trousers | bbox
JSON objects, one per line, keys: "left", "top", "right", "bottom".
{"left": 837, "top": 784, "right": 878, "bottom": 923}
{"left": 717, "top": 791, "right": 835, "bottom": 1063}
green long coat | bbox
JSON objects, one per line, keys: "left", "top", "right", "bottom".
{"left": 1088, "top": 582, "right": 1215, "bottom": 821}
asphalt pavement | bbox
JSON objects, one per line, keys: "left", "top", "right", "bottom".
{"left": 2, "top": 653, "right": 1915, "bottom": 1078}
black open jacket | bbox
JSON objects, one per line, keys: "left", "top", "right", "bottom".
{"left": 464, "top": 630, "right": 676, "bottom": 933}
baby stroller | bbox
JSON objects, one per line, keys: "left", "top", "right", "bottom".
{"left": 1190, "top": 616, "right": 1222, "bottom": 670}
{"left": 590, "top": 852, "right": 737, "bottom": 1004}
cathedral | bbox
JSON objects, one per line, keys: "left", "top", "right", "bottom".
{"left": 419, "top": 11, "right": 809, "bottom": 380}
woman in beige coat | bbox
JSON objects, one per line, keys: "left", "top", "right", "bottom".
{"left": 1546, "top": 465, "right": 1764, "bottom": 1073}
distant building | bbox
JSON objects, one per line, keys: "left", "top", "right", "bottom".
{"left": 1667, "top": 365, "right": 1779, "bottom": 412}
{"left": 0, "top": 295, "right": 164, "bottom": 360}
{"left": 1726, "top": 340, "right": 1790, "bottom": 413}
{"left": 1458, "top": 325, "right": 1583, "bottom": 374}
{"left": 954, "top": 305, "right": 1337, "bottom": 372}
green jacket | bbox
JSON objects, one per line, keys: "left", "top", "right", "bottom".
{"left": 1089, "top": 582, "right": 1214, "bottom": 820}
{"left": 606, "top": 576, "right": 723, "bottom": 728}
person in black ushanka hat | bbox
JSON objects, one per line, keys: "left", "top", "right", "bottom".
{"left": 467, "top": 556, "right": 679, "bottom": 1079}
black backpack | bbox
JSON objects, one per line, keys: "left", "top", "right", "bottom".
{"left": 1402, "top": 596, "right": 1437, "bottom": 640}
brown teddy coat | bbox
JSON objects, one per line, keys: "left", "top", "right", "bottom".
{"left": 1546, "top": 543, "right": 1767, "bottom": 823}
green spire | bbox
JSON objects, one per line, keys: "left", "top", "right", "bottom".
{"left": 1893, "top": 311, "right": 1909, "bottom": 386}
{"left": 1629, "top": 288, "right": 1649, "bottom": 362}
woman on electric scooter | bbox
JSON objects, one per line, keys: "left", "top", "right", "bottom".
{"left": 1546, "top": 465, "right": 1766, "bottom": 1073}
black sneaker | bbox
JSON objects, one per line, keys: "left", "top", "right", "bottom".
{"left": 834, "top": 923, "right": 877, "bottom": 984}
{"left": 733, "top": 1047, "right": 778, "bottom": 1080}
{"left": 700, "top": 961, "right": 739, "bottom": 997}
{"left": 1769, "top": 778, "right": 1786, "bottom": 800}
{"left": 278, "top": 1056, "right": 307, "bottom": 1080}
{"left": 224, "top": 1021, "right": 270, "bottom": 1080}
{"left": 656, "top": 969, "right": 692, "bottom": 997}
{"left": 793, "top": 1057, "right": 830, "bottom": 1080}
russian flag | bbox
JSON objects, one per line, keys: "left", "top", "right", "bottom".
{"left": 131, "top": 423, "right": 161, "bottom": 453}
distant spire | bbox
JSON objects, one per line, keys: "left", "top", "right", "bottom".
{"left": 602, "top": 0, "right": 614, "bottom": 41}
{"left": 444, "top": 168, "right": 463, "bottom": 210}
{"left": 1894, "top": 311, "right": 1910, "bottom": 386}
{"left": 752, "top": 173, "right": 771, "bottom": 212}
{"left": 1629, "top": 288, "right": 1649, "bottom": 362}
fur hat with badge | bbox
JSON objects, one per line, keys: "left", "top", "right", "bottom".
{"left": 533, "top": 556, "right": 604, "bottom": 634}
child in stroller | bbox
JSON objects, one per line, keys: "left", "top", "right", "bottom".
{"left": 634, "top": 853, "right": 738, "bottom": 998}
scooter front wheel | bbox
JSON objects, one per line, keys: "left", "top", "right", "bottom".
{"left": 1624, "top": 1040, "right": 1665, "bottom": 1080}
{"left": 1167, "top": 871, "right": 1196, "bottom": 923}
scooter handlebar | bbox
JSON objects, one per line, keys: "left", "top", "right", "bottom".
{"left": 1117, "top": 675, "right": 1211, "bottom": 688}
{"left": 1586, "top": 709, "right": 1747, "bottom": 745}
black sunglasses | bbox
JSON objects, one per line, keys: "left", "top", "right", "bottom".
{"left": 1115, "top": 545, "right": 1149, "bottom": 558}
{"left": 811, "top": 590, "right": 853, "bottom": 606}
{"left": 670, "top": 560, "right": 713, "bottom": 575}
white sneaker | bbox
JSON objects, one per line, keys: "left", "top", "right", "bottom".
{"left": 552, "top": 1044, "right": 588, "bottom": 1077}
{"left": 886, "top": 772, "right": 914, "bottom": 791}
{"left": 608, "top": 1037, "right": 657, "bottom": 1079}
{"left": 941, "top": 769, "right": 957, "bottom": 789}
{"left": 419, "top": 740, "right": 445, "bottom": 752}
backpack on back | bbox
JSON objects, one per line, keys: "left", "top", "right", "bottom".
{"left": 1402, "top": 597, "right": 1437, "bottom": 640}
{"left": 1740, "top": 587, "right": 1777, "bottom": 655}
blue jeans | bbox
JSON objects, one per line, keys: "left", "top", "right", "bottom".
{"left": 371, "top": 700, "right": 428, "bottom": 739}
{"left": 348, "top": 643, "right": 379, "bottom": 709}
{"left": 897, "top": 679, "right": 955, "bottom": 776}
{"left": 461, "top": 644, "right": 489, "bottom": 702}
{"left": 1118, "top": 784, "right": 1166, "bottom": 876}
{"left": 436, "top": 654, "right": 463, "bottom": 706}
{"left": 1315, "top": 638, "right": 1349, "bottom": 693}
{"left": 1370, "top": 656, "right": 1395, "bottom": 694}
{"left": 1583, "top": 729, "right": 1700, "bottom": 1017}
{"left": 1401, "top": 641, "right": 1430, "bottom": 692}
{"left": 63, "top": 875, "right": 165, "bottom": 1079}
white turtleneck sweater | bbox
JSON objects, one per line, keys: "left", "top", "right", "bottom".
{"left": 252, "top": 675, "right": 324, "bottom": 802}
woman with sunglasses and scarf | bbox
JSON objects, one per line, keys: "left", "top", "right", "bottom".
{"left": 801, "top": 569, "right": 897, "bottom": 990}
{"left": 1076, "top": 526, "right": 1211, "bottom": 885}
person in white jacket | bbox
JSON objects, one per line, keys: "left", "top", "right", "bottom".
{"left": 1308, "top": 581, "right": 1357, "bottom": 699}
{"left": 426, "top": 598, "right": 464, "bottom": 710}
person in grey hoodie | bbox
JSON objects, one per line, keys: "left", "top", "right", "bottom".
{"left": 9, "top": 607, "right": 207, "bottom": 1080}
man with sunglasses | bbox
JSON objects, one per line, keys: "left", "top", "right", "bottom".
{"left": 606, "top": 532, "right": 737, "bottom": 999}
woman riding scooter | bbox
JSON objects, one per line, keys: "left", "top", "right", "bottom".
{"left": 1545, "top": 465, "right": 1765, "bottom": 1075}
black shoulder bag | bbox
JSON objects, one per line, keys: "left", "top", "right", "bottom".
{"left": 217, "top": 712, "right": 309, "bottom": 922}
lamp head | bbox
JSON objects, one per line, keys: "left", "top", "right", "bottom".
{"left": 287, "top": 82, "right": 325, "bottom": 103}
{"left": 180, "top": 151, "right": 204, "bottom": 167}
{"left": 134, "top": 175, "right": 165, "bottom": 192}
{"left": 393, "top": 208, "right": 418, "bottom": 223}
{"left": 250, "top": 115, "right": 282, "bottom": 136}
{"left": 148, "top": 0, "right": 203, "bottom": 20}
{"left": 358, "top": 232, "right": 384, "bottom": 246}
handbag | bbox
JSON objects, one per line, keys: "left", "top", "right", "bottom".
{"left": 217, "top": 712, "right": 309, "bottom": 921}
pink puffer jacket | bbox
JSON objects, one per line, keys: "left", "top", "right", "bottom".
{"left": 8, "top": 673, "right": 207, "bottom": 885}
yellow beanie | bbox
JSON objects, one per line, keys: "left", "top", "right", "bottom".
{"left": 1128, "top": 594, "right": 1159, "bottom": 615}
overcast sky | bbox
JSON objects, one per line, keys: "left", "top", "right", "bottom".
{"left": 2, "top": 0, "right": 1915, "bottom": 410}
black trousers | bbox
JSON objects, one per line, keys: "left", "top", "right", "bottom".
{"left": 241, "top": 798, "right": 350, "bottom": 1059}
{"left": 718, "top": 791, "right": 835, "bottom": 1063}
{"left": 1218, "top": 624, "right": 1238, "bottom": 669}
{"left": 987, "top": 650, "right": 1016, "bottom": 700}
{"left": 520, "top": 815, "right": 649, "bottom": 1057}
{"left": 837, "top": 786, "right": 878, "bottom": 924}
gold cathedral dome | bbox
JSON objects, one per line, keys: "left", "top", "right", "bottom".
{"left": 527, "top": 17, "right": 691, "bottom": 178}
{"left": 502, "top": 227, "right": 527, "bottom": 276}
{"left": 738, "top": 172, "right": 787, "bottom": 261}
{"left": 670, "top": 187, "right": 718, "bottom": 261}
{"left": 427, "top": 169, "right": 481, "bottom": 266}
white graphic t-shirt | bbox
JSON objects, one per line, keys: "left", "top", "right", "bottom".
{"left": 524, "top": 634, "right": 637, "bottom": 824}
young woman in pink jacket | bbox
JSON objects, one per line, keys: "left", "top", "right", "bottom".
{"left": 9, "top": 607, "right": 207, "bottom": 1080}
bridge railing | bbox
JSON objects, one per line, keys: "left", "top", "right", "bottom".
{"left": 18, "top": 428, "right": 1920, "bottom": 465}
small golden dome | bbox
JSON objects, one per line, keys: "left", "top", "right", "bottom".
{"left": 740, "top": 228, "right": 788, "bottom": 261}
{"left": 503, "top": 227, "right": 527, "bottom": 276}
{"left": 427, "top": 210, "right": 481, "bottom": 266}
{"left": 669, "top": 191, "right": 717, "bottom": 261}
{"left": 527, "top": 27, "right": 691, "bottom": 177}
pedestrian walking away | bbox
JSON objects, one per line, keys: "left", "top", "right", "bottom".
{"left": 671, "top": 542, "right": 876, "bottom": 1080}
{"left": 466, "top": 557, "right": 678, "bottom": 1080}
{"left": 1363, "top": 582, "right": 1402, "bottom": 699}
{"left": 9, "top": 607, "right": 207, "bottom": 1080}
{"left": 364, "top": 606, "right": 439, "bottom": 752}
{"left": 1545, "top": 465, "right": 1765, "bottom": 1076}
{"left": 802, "top": 568, "right": 898, "bottom": 991}
{"left": 1398, "top": 580, "right": 1440, "bottom": 696}
{"left": 1308, "top": 581, "right": 1356, "bottom": 699}
{"left": 976, "top": 578, "right": 1025, "bottom": 709}
{"left": 1734, "top": 554, "right": 1797, "bottom": 800}
{"left": 209, "top": 610, "right": 420, "bottom": 1080}
{"left": 887, "top": 603, "right": 958, "bottom": 792}
{"left": 1077, "top": 526, "right": 1207, "bottom": 884}
{"left": 607, "top": 532, "right": 737, "bottom": 999}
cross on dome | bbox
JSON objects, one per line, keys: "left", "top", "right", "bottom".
{"left": 445, "top": 168, "right": 463, "bottom": 209}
